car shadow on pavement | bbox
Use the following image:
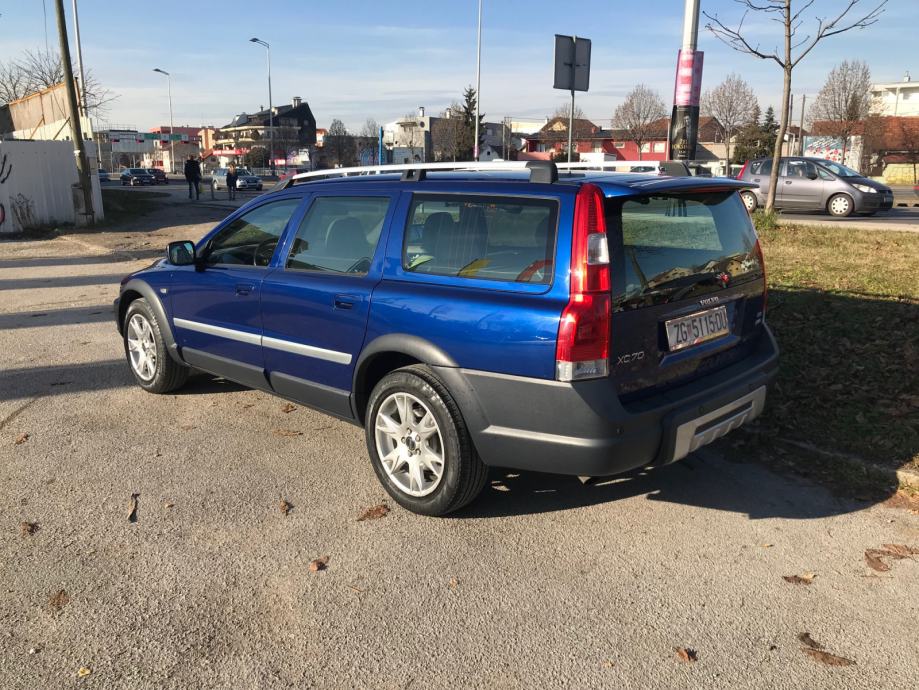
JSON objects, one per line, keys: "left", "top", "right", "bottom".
{"left": 459, "top": 450, "right": 878, "bottom": 521}
{"left": 0, "top": 273, "right": 126, "bottom": 291}
{"left": 0, "top": 249, "right": 166, "bottom": 269}
{"left": 0, "top": 305, "right": 113, "bottom": 330}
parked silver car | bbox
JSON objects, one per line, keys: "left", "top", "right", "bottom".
{"left": 737, "top": 157, "right": 894, "bottom": 217}
{"left": 211, "top": 167, "right": 263, "bottom": 191}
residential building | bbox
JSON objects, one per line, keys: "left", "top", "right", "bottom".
{"left": 871, "top": 73, "right": 919, "bottom": 117}
{"left": 213, "top": 96, "right": 317, "bottom": 167}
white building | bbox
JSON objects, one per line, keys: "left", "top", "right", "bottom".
{"left": 871, "top": 72, "right": 919, "bottom": 116}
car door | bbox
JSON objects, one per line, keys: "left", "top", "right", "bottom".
{"left": 259, "top": 192, "right": 399, "bottom": 417}
{"left": 746, "top": 159, "right": 774, "bottom": 204}
{"left": 169, "top": 196, "right": 305, "bottom": 389}
{"left": 780, "top": 159, "right": 825, "bottom": 210}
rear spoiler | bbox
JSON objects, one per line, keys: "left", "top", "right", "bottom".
{"left": 611, "top": 176, "right": 756, "bottom": 195}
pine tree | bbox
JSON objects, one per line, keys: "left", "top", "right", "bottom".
{"left": 457, "top": 86, "right": 484, "bottom": 160}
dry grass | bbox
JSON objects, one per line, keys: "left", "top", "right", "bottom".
{"left": 754, "top": 224, "right": 919, "bottom": 471}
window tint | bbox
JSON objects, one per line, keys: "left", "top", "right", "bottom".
{"left": 607, "top": 193, "right": 763, "bottom": 308}
{"left": 403, "top": 195, "right": 556, "bottom": 284}
{"left": 206, "top": 198, "right": 301, "bottom": 267}
{"left": 749, "top": 160, "right": 772, "bottom": 175}
{"left": 286, "top": 196, "right": 390, "bottom": 274}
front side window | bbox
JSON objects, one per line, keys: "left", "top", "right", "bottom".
{"left": 403, "top": 195, "right": 557, "bottom": 284}
{"left": 286, "top": 196, "right": 391, "bottom": 275}
{"left": 786, "top": 160, "right": 817, "bottom": 179}
{"left": 205, "top": 198, "right": 301, "bottom": 267}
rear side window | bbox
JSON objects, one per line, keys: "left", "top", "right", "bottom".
{"left": 286, "top": 196, "right": 390, "bottom": 275}
{"left": 403, "top": 195, "right": 557, "bottom": 284}
{"left": 750, "top": 160, "right": 772, "bottom": 175}
{"left": 606, "top": 192, "right": 763, "bottom": 308}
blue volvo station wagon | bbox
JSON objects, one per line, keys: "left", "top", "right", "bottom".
{"left": 115, "top": 161, "right": 778, "bottom": 515}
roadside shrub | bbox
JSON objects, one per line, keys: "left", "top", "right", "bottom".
{"left": 751, "top": 208, "right": 779, "bottom": 233}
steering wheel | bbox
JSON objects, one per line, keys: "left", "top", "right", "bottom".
{"left": 515, "top": 259, "right": 550, "bottom": 283}
{"left": 253, "top": 238, "right": 278, "bottom": 266}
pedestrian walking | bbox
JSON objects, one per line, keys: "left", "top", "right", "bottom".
{"left": 184, "top": 155, "right": 201, "bottom": 200}
{"left": 226, "top": 163, "right": 238, "bottom": 200}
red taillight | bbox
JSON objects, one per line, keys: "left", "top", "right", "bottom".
{"left": 736, "top": 160, "right": 749, "bottom": 180}
{"left": 556, "top": 184, "right": 611, "bottom": 382}
{"left": 754, "top": 237, "right": 767, "bottom": 316}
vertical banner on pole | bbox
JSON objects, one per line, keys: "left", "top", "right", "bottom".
{"left": 669, "top": 49, "right": 704, "bottom": 160}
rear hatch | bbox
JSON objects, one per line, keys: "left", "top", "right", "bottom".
{"left": 604, "top": 187, "right": 766, "bottom": 400}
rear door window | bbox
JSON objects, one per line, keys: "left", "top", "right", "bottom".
{"left": 286, "top": 196, "right": 391, "bottom": 275}
{"left": 750, "top": 160, "right": 772, "bottom": 175}
{"left": 403, "top": 195, "right": 557, "bottom": 284}
{"left": 606, "top": 192, "right": 763, "bottom": 309}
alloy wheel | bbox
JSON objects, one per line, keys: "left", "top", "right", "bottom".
{"left": 374, "top": 392, "right": 445, "bottom": 497}
{"left": 127, "top": 313, "right": 157, "bottom": 381}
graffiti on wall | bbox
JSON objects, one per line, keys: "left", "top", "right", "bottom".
{"left": 0, "top": 153, "right": 11, "bottom": 228}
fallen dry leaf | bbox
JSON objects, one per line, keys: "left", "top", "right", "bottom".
{"left": 20, "top": 521, "right": 39, "bottom": 536}
{"left": 801, "top": 647, "right": 855, "bottom": 667}
{"left": 782, "top": 572, "right": 816, "bottom": 585}
{"left": 128, "top": 493, "right": 139, "bottom": 523}
{"left": 675, "top": 647, "right": 697, "bottom": 663}
{"left": 308, "top": 556, "right": 329, "bottom": 572}
{"left": 448, "top": 577, "right": 459, "bottom": 589}
{"left": 602, "top": 659, "right": 616, "bottom": 668}
{"left": 14, "top": 433, "right": 30, "bottom": 445}
{"left": 48, "top": 589, "right": 70, "bottom": 612}
{"left": 865, "top": 550, "right": 891, "bottom": 572}
{"left": 77, "top": 666, "right": 92, "bottom": 677}
{"left": 797, "top": 632, "right": 823, "bottom": 649}
{"left": 279, "top": 498, "right": 293, "bottom": 516}
{"left": 881, "top": 543, "right": 919, "bottom": 557}
{"left": 273, "top": 429, "right": 303, "bottom": 437}
{"left": 164, "top": 502, "right": 174, "bottom": 509}
{"left": 761, "top": 543, "right": 774, "bottom": 548}
{"left": 357, "top": 503, "right": 390, "bottom": 522}
{"left": 281, "top": 403, "right": 296, "bottom": 413}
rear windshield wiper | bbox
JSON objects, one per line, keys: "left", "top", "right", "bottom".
{"left": 640, "top": 271, "right": 722, "bottom": 298}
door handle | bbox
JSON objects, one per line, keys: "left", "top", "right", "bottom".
{"left": 333, "top": 294, "right": 357, "bottom": 310}
{"left": 753, "top": 178, "right": 760, "bottom": 182}
{"left": 235, "top": 283, "right": 255, "bottom": 296}
{"left": 785, "top": 180, "right": 792, "bottom": 185}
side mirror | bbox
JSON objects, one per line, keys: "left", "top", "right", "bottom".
{"left": 166, "top": 240, "right": 196, "bottom": 266}
{"left": 807, "top": 172, "right": 819, "bottom": 180}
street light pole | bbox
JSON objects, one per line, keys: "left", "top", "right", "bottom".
{"left": 473, "top": 0, "right": 483, "bottom": 161}
{"left": 250, "top": 38, "right": 274, "bottom": 173}
{"left": 71, "top": 0, "right": 87, "bottom": 116}
{"left": 153, "top": 68, "right": 175, "bottom": 174}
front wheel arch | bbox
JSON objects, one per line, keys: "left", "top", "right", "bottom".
{"left": 827, "top": 193, "right": 854, "bottom": 217}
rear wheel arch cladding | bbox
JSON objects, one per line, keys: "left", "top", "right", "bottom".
{"left": 121, "top": 280, "right": 182, "bottom": 363}
{"left": 353, "top": 335, "right": 460, "bottom": 426}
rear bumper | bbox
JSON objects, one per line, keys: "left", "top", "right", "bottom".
{"left": 434, "top": 326, "right": 779, "bottom": 476}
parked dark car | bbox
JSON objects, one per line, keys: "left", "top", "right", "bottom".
{"left": 120, "top": 168, "right": 156, "bottom": 186}
{"left": 737, "top": 157, "right": 894, "bottom": 216}
{"left": 114, "top": 161, "right": 776, "bottom": 515}
{"left": 146, "top": 168, "right": 168, "bottom": 184}
{"left": 98, "top": 168, "right": 111, "bottom": 182}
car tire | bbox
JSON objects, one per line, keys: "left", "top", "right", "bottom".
{"left": 121, "top": 180, "right": 127, "bottom": 186}
{"left": 122, "top": 298, "right": 189, "bottom": 394}
{"left": 740, "top": 191, "right": 757, "bottom": 213}
{"left": 827, "top": 193, "right": 854, "bottom": 217}
{"left": 365, "top": 365, "right": 488, "bottom": 516}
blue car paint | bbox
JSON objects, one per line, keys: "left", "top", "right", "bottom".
{"left": 118, "top": 171, "right": 760, "bottom": 419}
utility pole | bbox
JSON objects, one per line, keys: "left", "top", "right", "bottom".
{"left": 798, "top": 94, "right": 807, "bottom": 155}
{"left": 71, "top": 0, "right": 87, "bottom": 116}
{"left": 54, "top": 0, "right": 94, "bottom": 224}
{"left": 668, "top": 0, "right": 703, "bottom": 160}
{"left": 473, "top": 0, "right": 483, "bottom": 161}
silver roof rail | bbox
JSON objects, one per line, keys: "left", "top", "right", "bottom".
{"left": 276, "top": 160, "right": 564, "bottom": 188}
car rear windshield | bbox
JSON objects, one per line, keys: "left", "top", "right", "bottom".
{"left": 605, "top": 191, "right": 763, "bottom": 309}
{"left": 403, "top": 195, "right": 557, "bottom": 284}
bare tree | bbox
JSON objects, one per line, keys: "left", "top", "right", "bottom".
{"left": 612, "top": 84, "right": 667, "bottom": 160}
{"left": 809, "top": 60, "right": 872, "bottom": 164}
{"left": 432, "top": 103, "right": 464, "bottom": 161}
{"left": 0, "top": 49, "right": 114, "bottom": 116}
{"left": 898, "top": 118, "right": 919, "bottom": 184}
{"left": 325, "top": 119, "right": 354, "bottom": 167}
{"left": 360, "top": 118, "right": 380, "bottom": 164}
{"left": 701, "top": 73, "right": 758, "bottom": 166}
{"left": 705, "top": 0, "right": 887, "bottom": 210}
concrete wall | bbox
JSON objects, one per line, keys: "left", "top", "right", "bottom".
{"left": 0, "top": 140, "right": 103, "bottom": 234}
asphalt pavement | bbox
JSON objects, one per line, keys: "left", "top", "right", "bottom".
{"left": 1, "top": 203, "right": 919, "bottom": 689}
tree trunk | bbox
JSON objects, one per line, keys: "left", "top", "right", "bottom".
{"left": 765, "top": 1, "right": 793, "bottom": 212}
{"left": 725, "top": 128, "right": 732, "bottom": 174}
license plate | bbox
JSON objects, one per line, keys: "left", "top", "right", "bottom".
{"left": 665, "top": 306, "right": 729, "bottom": 351}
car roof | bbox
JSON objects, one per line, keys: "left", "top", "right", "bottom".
{"left": 275, "top": 170, "right": 751, "bottom": 198}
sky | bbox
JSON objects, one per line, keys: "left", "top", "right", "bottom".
{"left": 0, "top": 0, "right": 914, "bottom": 132}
